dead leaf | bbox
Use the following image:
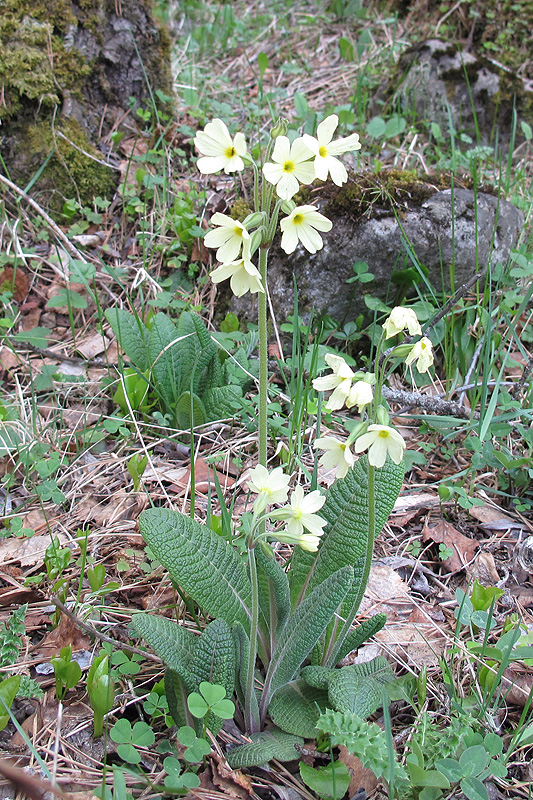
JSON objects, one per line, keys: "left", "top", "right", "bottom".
{"left": 31, "top": 613, "right": 92, "bottom": 659}
{"left": 468, "top": 503, "right": 523, "bottom": 531}
{"left": 72, "top": 490, "right": 147, "bottom": 525}
{"left": 173, "top": 457, "right": 236, "bottom": 495}
{"left": 210, "top": 752, "right": 253, "bottom": 799}
{"left": 75, "top": 333, "right": 111, "bottom": 359}
{"left": 0, "top": 533, "right": 69, "bottom": 569}
{"left": 338, "top": 745, "right": 378, "bottom": 797}
{"left": 21, "top": 305, "right": 42, "bottom": 331}
{"left": 470, "top": 550, "right": 501, "bottom": 585}
{"left": 360, "top": 564, "right": 413, "bottom": 621}
{"left": 0, "top": 267, "right": 30, "bottom": 301}
{"left": 0, "top": 346, "right": 22, "bottom": 371}
{"left": 422, "top": 519, "right": 478, "bottom": 572}
{"left": 501, "top": 665, "right": 533, "bottom": 706}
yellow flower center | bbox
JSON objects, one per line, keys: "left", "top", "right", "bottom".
{"left": 225, "top": 146, "right": 236, "bottom": 158}
{"left": 234, "top": 227, "right": 243, "bottom": 237}
{"left": 293, "top": 508, "right": 303, "bottom": 519}
{"left": 318, "top": 145, "right": 328, "bottom": 158}
{"left": 283, "top": 160, "right": 295, "bottom": 173}
{"left": 292, "top": 214, "right": 303, "bottom": 225}
{"left": 378, "top": 430, "right": 390, "bottom": 439}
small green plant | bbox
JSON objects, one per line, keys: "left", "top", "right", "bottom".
{"left": 87, "top": 653, "right": 115, "bottom": 738}
{"left": 109, "top": 718, "right": 155, "bottom": 765}
{"left": 51, "top": 645, "right": 82, "bottom": 701}
{"left": 105, "top": 308, "right": 252, "bottom": 429}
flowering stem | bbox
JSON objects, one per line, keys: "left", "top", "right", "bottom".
{"left": 244, "top": 537, "right": 261, "bottom": 733}
{"left": 258, "top": 246, "right": 269, "bottom": 470}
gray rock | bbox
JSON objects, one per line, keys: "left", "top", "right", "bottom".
{"left": 228, "top": 186, "right": 523, "bottom": 326}
{"left": 389, "top": 39, "right": 533, "bottom": 146}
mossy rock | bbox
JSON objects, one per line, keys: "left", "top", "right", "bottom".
{"left": 4, "top": 118, "right": 117, "bottom": 212}
{"left": 0, "top": 0, "right": 174, "bottom": 211}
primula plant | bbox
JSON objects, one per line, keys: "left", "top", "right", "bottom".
{"left": 132, "top": 113, "right": 435, "bottom": 768}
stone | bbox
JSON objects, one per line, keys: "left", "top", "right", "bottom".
{"left": 228, "top": 180, "right": 524, "bottom": 326}
{"left": 387, "top": 39, "right": 533, "bottom": 147}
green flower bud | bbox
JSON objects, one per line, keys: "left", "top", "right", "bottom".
{"left": 270, "top": 118, "right": 289, "bottom": 138}
{"left": 375, "top": 405, "right": 390, "bottom": 426}
{"left": 243, "top": 211, "right": 265, "bottom": 229}
{"left": 345, "top": 420, "right": 369, "bottom": 447}
{"left": 249, "top": 229, "right": 264, "bottom": 256}
{"left": 280, "top": 200, "right": 296, "bottom": 215}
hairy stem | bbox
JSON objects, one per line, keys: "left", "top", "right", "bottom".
{"left": 244, "top": 540, "right": 261, "bottom": 733}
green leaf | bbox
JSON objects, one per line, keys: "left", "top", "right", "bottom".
{"left": 435, "top": 758, "right": 463, "bottom": 783}
{"left": 459, "top": 745, "right": 489, "bottom": 777}
{"left": 257, "top": 51, "right": 269, "bottom": 77}
{"left": 461, "top": 776, "right": 489, "bottom": 800}
{"left": 333, "top": 613, "right": 387, "bottom": 663}
{"left": 188, "top": 619, "right": 236, "bottom": 695}
{"left": 299, "top": 761, "right": 351, "bottom": 800}
{"left": 148, "top": 312, "right": 194, "bottom": 408}
{"left": 175, "top": 391, "right": 207, "bottom": 428}
{"left": 47, "top": 288, "right": 87, "bottom": 309}
{"left": 226, "top": 728, "right": 303, "bottom": 769}
{"left": 131, "top": 613, "right": 197, "bottom": 691}
{"left": 0, "top": 675, "right": 21, "bottom": 731}
{"left": 165, "top": 668, "right": 192, "bottom": 727}
{"left": 269, "top": 680, "right": 329, "bottom": 737}
{"left": 366, "top": 116, "right": 386, "bottom": 138}
{"left": 263, "top": 566, "right": 353, "bottom": 709}
{"left": 12, "top": 327, "right": 51, "bottom": 349}
{"left": 328, "top": 668, "right": 380, "bottom": 717}
{"left": 187, "top": 691, "right": 209, "bottom": 718}
{"left": 289, "top": 458, "right": 404, "bottom": 665}
{"left": 256, "top": 542, "right": 291, "bottom": 639}
{"left": 105, "top": 309, "right": 150, "bottom": 372}
{"left": 203, "top": 385, "right": 242, "bottom": 421}
{"left": 139, "top": 508, "right": 252, "bottom": 629}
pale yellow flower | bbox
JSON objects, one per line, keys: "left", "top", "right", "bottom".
{"left": 405, "top": 337, "right": 434, "bottom": 373}
{"left": 247, "top": 465, "right": 290, "bottom": 514}
{"left": 312, "top": 353, "right": 355, "bottom": 411}
{"left": 262, "top": 136, "right": 315, "bottom": 200}
{"left": 210, "top": 255, "right": 264, "bottom": 297}
{"left": 203, "top": 213, "right": 250, "bottom": 264}
{"left": 280, "top": 205, "right": 333, "bottom": 255}
{"left": 270, "top": 485, "right": 326, "bottom": 540}
{"left": 194, "top": 119, "right": 247, "bottom": 174}
{"left": 382, "top": 307, "right": 422, "bottom": 339}
{"left": 352, "top": 424, "right": 405, "bottom": 468}
{"left": 346, "top": 380, "right": 374, "bottom": 413}
{"left": 302, "top": 115, "right": 361, "bottom": 186}
{"left": 314, "top": 436, "right": 355, "bottom": 479}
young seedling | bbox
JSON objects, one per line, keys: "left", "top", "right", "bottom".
{"left": 51, "top": 645, "right": 82, "bottom": 701}
{"left": 87, "top": 653, "right": 115, "bottom": 738}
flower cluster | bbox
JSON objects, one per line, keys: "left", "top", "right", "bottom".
{"left": 311, "top": 307, "right": 435, "bottom": 474}
{"left": 246, "top": 465, "right": 326, "bottom": 551}
{"left": 312, "top": 353, "right": 375, "bottom": 412}
{"left": 194, "top": 115, "right": 361, "bottom": 297}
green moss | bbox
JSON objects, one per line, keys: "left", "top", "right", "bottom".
{"left": 15, "top": 118, "right": 117, "bottom": 212}
{"left": 323, "top": 168, "right": 455, "bottom": 220}
{"left": 0, "top": 0, "right": 92, "bottom": 121}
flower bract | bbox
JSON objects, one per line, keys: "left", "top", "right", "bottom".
{"left": 262, "top": 136, "right": 315, "bottom": 200}
{"left": 194, "top": 119, "right": 247, "bottom": 174}
{"left": 247, "top": 465, "right": 290, "bottom": 514}
{"left": 280, "top": 205, "right": 332, "bottom": 254}
{"left": 352, "top": 424, "right": 406, "bottom": 468}
{"left": 203, "top": 213, "right": 250, "bottom": 264}
{"left": 382, "top": 307, "right": 422, "bottom": 339}
{"left": 270, "top": 485, "right": 326, "bottom": 540}
{"left": 314, "top": 436, "right": 355, "bottom": 479}
{"left": 302, "top": 114, "right": 361, "bottom": 186}
{"left": 210, "top": 256, "right": 264, "bottom": 297}
{"left": 405, "top": 337, "right": 434, "bottom": 373}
